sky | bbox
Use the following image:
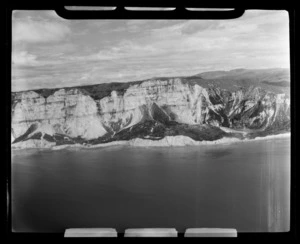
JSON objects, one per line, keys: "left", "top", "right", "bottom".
{"left": 12, "top": 10, "right": 290, "bottom": 91}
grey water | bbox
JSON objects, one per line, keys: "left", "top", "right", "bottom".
{"left": 11, "top": 138, "right": 290, "bottom": 233}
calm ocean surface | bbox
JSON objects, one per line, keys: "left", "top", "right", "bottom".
{"left": 11, "top": 138, "right": 290, "bottom": 233}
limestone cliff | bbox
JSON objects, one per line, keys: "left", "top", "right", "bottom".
{"left": 11, "top": 69, "right": 290, "bottom": 148}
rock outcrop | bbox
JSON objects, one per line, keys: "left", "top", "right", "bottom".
{"left": 11, "top": 69, "right": 290, "bottom": 148}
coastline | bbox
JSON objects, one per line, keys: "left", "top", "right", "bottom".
{"left": 11, "top": 132, "right": 291, "bottom": 150}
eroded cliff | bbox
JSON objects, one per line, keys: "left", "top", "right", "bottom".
{"left": 11, "top": 73, "right": 290, "bottom": 148}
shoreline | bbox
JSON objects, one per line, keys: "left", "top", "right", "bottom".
{"left": 11, "top": 132, "right": 291, "bottom": 151}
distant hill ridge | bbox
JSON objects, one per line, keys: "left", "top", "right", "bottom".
{"left": 13, "top": 68, "right": 290, "bottom": 100}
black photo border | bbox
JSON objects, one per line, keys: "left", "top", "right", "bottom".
{"left": 3, "top": 1, "right": 297, "bottom": 241}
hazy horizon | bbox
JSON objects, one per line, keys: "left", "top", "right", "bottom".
{"left": 12, "top": 10, "right": 290, "bottom": 92}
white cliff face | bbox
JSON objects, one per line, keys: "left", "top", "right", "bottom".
{"left": 11, "top": 78, "right": 290, "bottom": 145}
{"left": 119, "top": 79, "right": 212, "bottom": 123}
{"left": 123, "top": 78, "right": 206, "bottom": 124}
{"left": 12, "top": 91, "right": 46, "bottom": 139}
{"left": 12, "top": 89, "right": 107, "bottom": 140}
{"left": 91, "top": 78, "right": 209, "bottom": 133}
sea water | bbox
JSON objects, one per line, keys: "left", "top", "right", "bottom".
{"left": 11, "top": 137, "right": 290, "bottom": 233}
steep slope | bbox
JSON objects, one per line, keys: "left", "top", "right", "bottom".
{"left": 11, "top": 68, "right": 290, "bottom": 148}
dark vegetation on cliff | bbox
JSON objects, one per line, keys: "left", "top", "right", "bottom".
{"left": 36, "top": 120, "right": 227, "bottom": 146}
